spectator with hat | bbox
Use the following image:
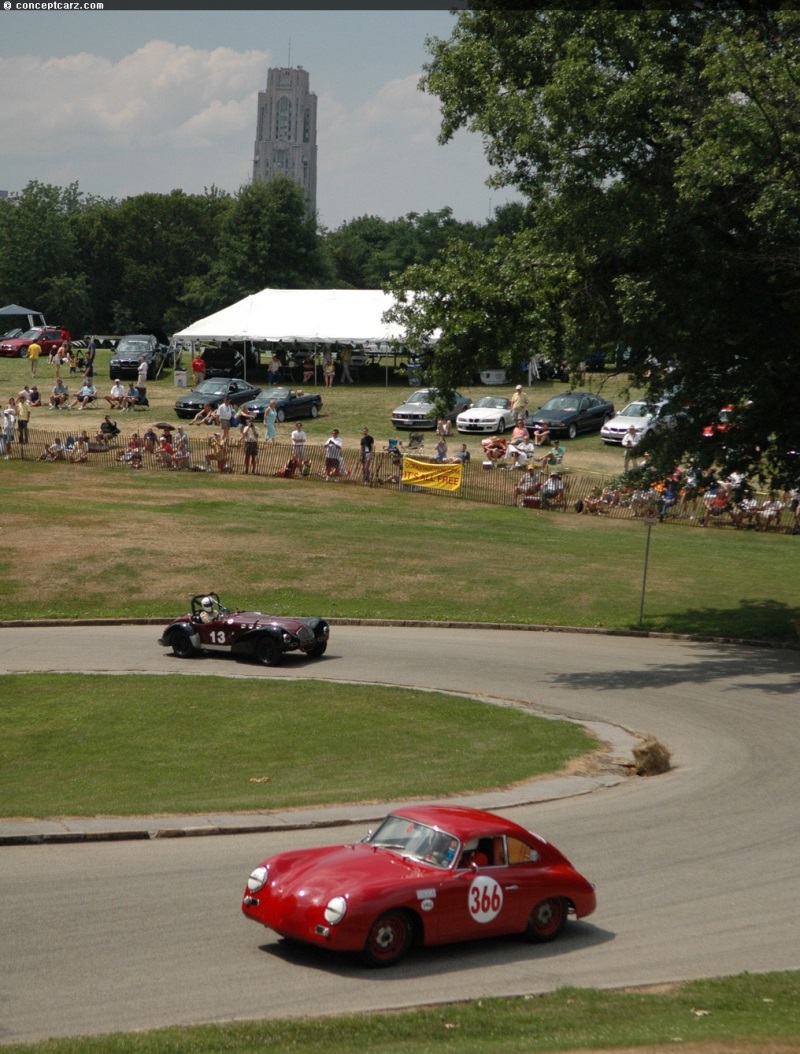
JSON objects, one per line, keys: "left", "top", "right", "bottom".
{"left": 510, "top": 384, "right": 529, "bottom": 417}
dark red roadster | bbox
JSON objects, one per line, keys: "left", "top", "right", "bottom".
{"left": 242, "top": 804, "right": 596, "bottom": 966}
{"left": 159, "top": 593, "right": 329, "bottom": 666}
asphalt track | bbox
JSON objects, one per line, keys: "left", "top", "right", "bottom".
{"left": 1, "top": 624, "right": 799, "bottom": 1045}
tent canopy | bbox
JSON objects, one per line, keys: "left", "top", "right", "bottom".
{"left": 173, "top": 289, "right": 422, "bottom": 345}
{"left": 0, "top": 303, "right": 44, "bottom": 317}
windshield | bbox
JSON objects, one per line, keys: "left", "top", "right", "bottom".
{"left": 542, "top": 396, "right": 579, "bottom": 412}
{"left": 194, "top": 379, "right": 229, "bottom": 395}
{"left": 366, "top": 814, "right": 460, "bottom": 869}
{"left": 256, "top": 388, "right": 290, "bottom": 402}
{"left": 475, "top": 398, "right": 509, "bottom": 409}
{"left": 619, "top": 402, "right": 650, "bottom": 418}
{"left": 405, "top": 391, "right": 435, "bottom": 405}
{"left": 114, "top": 340, "right": 152, "bottom": 356}
{"left": 21, "top": 329, "right": 42, "bottom": 340}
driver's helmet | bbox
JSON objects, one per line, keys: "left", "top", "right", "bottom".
{"left": 200, "top": 596, "right": 215, "bottom": 613}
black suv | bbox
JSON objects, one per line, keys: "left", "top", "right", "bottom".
{"left": 109, "top": 334, "right": 169, "bottom": 380}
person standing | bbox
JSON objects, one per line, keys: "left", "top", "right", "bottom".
{"left": 622, "top": 425, "right": 639, "bottom": 471}
{"left": 510, "top": 384, "right": 529, "bottom": 417}
{"left": 27, "top": 338, "right": 42, "bottom": 377}
{"left": 3, "top": 397, "right": 17, "bottom": 445}
{"left": 241, "top": 417, "right": 259, "bottom": 474}
{"left": 290, "top": 423, "right": 307, "bottom": 460}
{"left": 83, "top": 337, "right": 96, "bottom": 379}
{"left": 136, "top": 356, "right": 148, "bottom": 392}
{"left": 359, "top": 427, "right": 374, "bottom": 484}
{"left": 191, "top": 351, "right": 206, "bottom": 386}
{"left": 340, "top": 345, "right": 354, "bottom": 384}
{"left": 16, "top": 395, "right": 31, "bottom": 444}
{"left": 217, "top": 395, "right": 233, "bottom": 438}
{"left": 324, "top": 428, "right": 344, "bottom": 480}
{"left": 264, "top": 399, "right": 278, "bottom": 443}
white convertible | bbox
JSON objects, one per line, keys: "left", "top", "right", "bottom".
{"left": 457, "top": 397, "right": 522, "bottom": 434}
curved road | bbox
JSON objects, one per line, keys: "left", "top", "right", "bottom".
{"left": 1, "top": 625, "right": 799, "bottom": 1045}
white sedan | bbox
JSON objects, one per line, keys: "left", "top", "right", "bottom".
{"left": 600, "top": 400, "right": 673, "bottom": 445}
{"left": 457, "top": 397, "right": 520, "bottom": 434}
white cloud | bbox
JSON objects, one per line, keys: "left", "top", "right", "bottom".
{"left": 0, "top": 41, "right": 511, "bottom": 227}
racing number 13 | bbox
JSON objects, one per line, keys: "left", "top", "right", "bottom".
{"left": 468, "top": 876, "right": 503, "bottom": 923}
{"left": 210, "top": 631, "right": 226, "bottom": 644}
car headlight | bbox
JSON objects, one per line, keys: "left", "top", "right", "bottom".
{"left": 246, "top": 865, "right": 268, "bottom": 892}
{"left": 324, "top": 896, "right": 347, "bottom": 925}
{"left": 282, "top": 632, "right": 293, "bottom": 644}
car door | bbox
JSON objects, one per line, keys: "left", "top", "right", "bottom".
{"left": 430, "top": 835, "right": 527, "bottom": 943}
{"left": 193, "top": 616, "right": 235, "bottom": 653}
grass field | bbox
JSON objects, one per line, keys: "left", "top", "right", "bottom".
{"left": 3, "top": 350, "right": 799, "bottom": 1054}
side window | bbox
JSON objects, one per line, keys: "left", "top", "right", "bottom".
{"left": 507, "top": 836, "right": 540, "bottom": 865}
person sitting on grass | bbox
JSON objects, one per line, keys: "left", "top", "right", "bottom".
{"left": 69, "top": 432, "right": 90, "bottom": 462}
{"left": 190, "top": 402, "right": 218, "bottom": 426}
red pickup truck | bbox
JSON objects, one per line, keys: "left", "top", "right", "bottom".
{"left": 0, "top": 326, "right": 70, "bottom": 358}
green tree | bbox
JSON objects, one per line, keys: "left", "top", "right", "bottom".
{"left": 390, "top": 6, "right": 800, "bottom": 487}
{"left": 0, "top": 181, "right": 83, "bottom": 330}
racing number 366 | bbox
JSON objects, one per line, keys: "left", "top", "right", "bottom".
{"left": 468, "top": 875, "right": 503, "bottom": 923}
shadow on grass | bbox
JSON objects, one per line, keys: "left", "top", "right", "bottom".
{"left": 645, "top": 598, "right": 800, "bottom": 644}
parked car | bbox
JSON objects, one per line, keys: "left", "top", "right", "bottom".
{"left": 243, "top": 386, "right": 323, "bottom": 423}
{"left": 199, "top": 343, "right": 259, "bottom": 379}
{"left": 242, "top": 803, "right": 596, "bottom": 967}
{"left": 530, "top": 391, "right": 615, "bottom": 439}
{"left": 174, "top": 377, "right": 262, "bottom": 418}
{"left": 109, "top": 334, "right": 168, "bottom": 380}
{"left": 159, "top": 593, "right": 329, "bottom": 665}
{"left": 0, "top": 326, "right": 70, "bottom": 358}
{"left": 456, "top": 396, "right": 525, "bottom": 434}
{"left": 600, "top": 400, "right": 674, "bottom": 444}
{"left": 392, "top": 388, "right": 471, "bottom": 431}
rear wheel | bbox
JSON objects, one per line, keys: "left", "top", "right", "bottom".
{"left": 276, "top": 408, "right": 286, "bottom": 423}
{"left": 310, "top": 404, "right": 319, "bottom": 418}
{"left": 255, "top": 636, "right": 283, "bottom": 666}
{"left": 171, "top": 632, "right": 197, "bottom": 659}
{"left": 362, "top": 910, "right": 413, "bottom": 967}
{"left": 524, "top": 897, "right": 567, "bottom": 942}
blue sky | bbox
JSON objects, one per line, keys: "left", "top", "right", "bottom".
{"left": 1, "top": 9, "right": 517, "bottom": 229}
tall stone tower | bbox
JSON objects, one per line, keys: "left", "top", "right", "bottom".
{"left": 253, "top": 67, "right": 318, "bottom": 215}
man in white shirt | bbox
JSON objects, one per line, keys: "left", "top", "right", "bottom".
{"left": 216, "top": 396, "right": 233, "bottom": 436}
{"left": 291, "top": 424, "right": 307, "bottom": 459}
{"left": 137, "top": 357, "right": 149, "bottom": 390}
{"left": 70, "top": 380, "right": 98, "bottom": 409}
{"left": 105, "top": 379, "right": 127, "bottom": 410}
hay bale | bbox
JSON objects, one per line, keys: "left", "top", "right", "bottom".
{"left": 632, "top": 735, "right": 672, "bottom": 776}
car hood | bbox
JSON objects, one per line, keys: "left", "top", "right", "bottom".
{"left": 264, "top": 842, "right": 441, "bottom": 901}
{"left": 458, "top": 407, "right": 503, "bottom": 418}
{"left": 604, "top": 414, "right": 650, "bottom": 428}
{"left": 393, "top": 402, "right": 434, "bottom": 414}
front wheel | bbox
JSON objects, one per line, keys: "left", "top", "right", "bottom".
{"left": 18, "top": 347, "right": 29, "bottom": 359}
{"left": 254, "top": 636, "right": 283, "bottom": 666}
{"left": 171, "top": 632, "right": 197, "bottom": 659}
{"left": 524, "top": 897, "right": 567, "bottom": 943}
{"left": 567, "top": 422, "right": 578, "bottom": 440}
{"left": 361, "top": 910, "right": 413, "bottom": 967}
{"left": 305, "top": 640, "right": 327, "bottom": 658}
{"left": 497, "top": 417, "right": 506, "bottom": 433}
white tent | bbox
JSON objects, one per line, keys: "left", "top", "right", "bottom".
{"left": 173, "top": 288, "right": 416, "bottom": 345}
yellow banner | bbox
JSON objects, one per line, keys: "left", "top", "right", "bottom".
{"left": 401, "top": 457, "right": 463, "bottom": 492}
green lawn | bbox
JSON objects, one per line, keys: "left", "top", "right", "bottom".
{"left": 0, "top": 675, "right": 595, "bottom": 818}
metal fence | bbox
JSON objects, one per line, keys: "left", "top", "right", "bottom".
{"left": 3, "top": 427, "right": 798, "bottom": 534}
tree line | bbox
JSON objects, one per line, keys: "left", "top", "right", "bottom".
{"left": 0, "top": 177, "right": 521, "bottom": 339}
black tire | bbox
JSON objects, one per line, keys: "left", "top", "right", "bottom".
{"left": 524, "top": 897, "right": 567, "bottom": 943}
{"left": 276, "top": 408, "right": 286, "bottom": 423}
{"left": 19, "top": 347, "right": 29, "bottom": 359}
{"left": 361, "top": 910, "right": 413, "bottom": 967}
{"left": 497, "top": 417, "right": 506, "bottom": 433}
{"left": 567, "top": 422, "right": 578, "bottom": 440}
{"left": 254, "top": 636, "right": 283, "bottom": 666}
{"left": 305, "top": 640, "right": 327, "bottom": 658}
{"left": 310, "top": 403, "right": 319, "bottom": 418}
{"left": 171, "top": 632, "right": 197, "bottom": 659}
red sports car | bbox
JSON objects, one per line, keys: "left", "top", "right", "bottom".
{"left": 242, "top": 804, "right": 596, "bottom": 966}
